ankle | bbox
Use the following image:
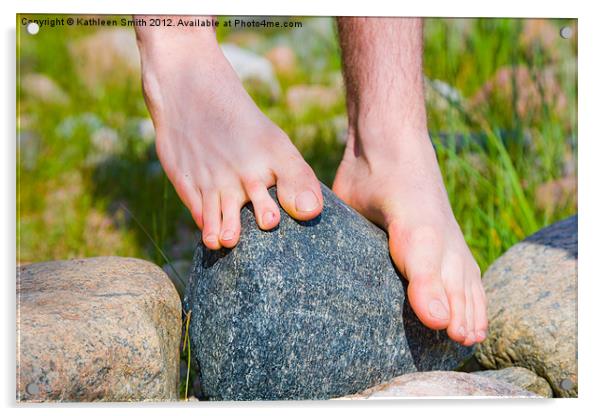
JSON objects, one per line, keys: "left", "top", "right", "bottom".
{"left": 136, "top": 18, "right": 222, "bottom": 76}
{"left": 345, "top": 116, "right": 433, "bottom": 169}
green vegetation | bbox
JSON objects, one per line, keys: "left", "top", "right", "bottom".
{"left": 17, "top": 15, "right": 577, "bottom": 274}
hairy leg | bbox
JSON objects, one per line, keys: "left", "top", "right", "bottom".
{"left": 334, "top": 17, "right": 487, "bottom": 346}
{"left": 135, "top": 16, "right": 323, "bottom": 249}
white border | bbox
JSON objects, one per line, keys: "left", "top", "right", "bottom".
{"left": 3, "top": 0, "right": 601, "bottom": 414}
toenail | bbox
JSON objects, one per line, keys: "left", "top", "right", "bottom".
{"left": 477, "top": 330, "right": 487, "bottom": 340}
{"left": 295, "top": 191, "right": 319, "bottom": 213}
{"left": 262, "top": 211, "right": 275, "bottom": 226}
{"left": 458, "top": 326, "right": 466, "bottom": 337}
{"left": 205, "top": 235, "right": 218, "bottom": 244}
{"left": 428, "top": 299, "right": 449, "bottom": 320}
{"left": 221, "top": 230, "right": 234, "bottom": 241}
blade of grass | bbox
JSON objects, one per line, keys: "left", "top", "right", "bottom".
{"left": 118, "top": 202, "right": 184, "bottom": 285}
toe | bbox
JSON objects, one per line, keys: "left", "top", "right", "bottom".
{"left": 441, "top": 255, "right": 468, "bottom": 343}
{"left": 173, "top": 174, "right": 204, "bottom": 230}
{"left": 462, "top": 282, "right": 476, "bottom": 346}
{"left": 472, "top": 277, "right": 489, "bottom": 343}
{"left": 443, "top": 282, "right": 467, "bottom": 343}
{"left": 407, "top": 278, "right": 451, "bottom": 331}
{"left": 275, "top": 157, "right": 323, "bottom": 221}
{"left": 201, "top": 190, "right": 222, "bottom": 250}
{"left": 219, "top": 192, "right": 243, "bottom": 248}
{"left": 244, "top": 179, "right": 281, "bottom": 230}
{"left": 390, "top": 224, "right": 450, "bottom": 330}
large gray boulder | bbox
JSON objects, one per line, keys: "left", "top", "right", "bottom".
{"left": 17, "top": 257, "right": 181, "bottom": 402}
{"left": 475, "top": 216, "right": 577, "bottom": 397}
{"left": 185, "top": 184, "right": 473, "bottom": 400}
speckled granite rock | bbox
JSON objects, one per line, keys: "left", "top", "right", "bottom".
{"left": 474, "top": 367, "right": 553, "bottom": 397}
{"left": 17, "top": 257, "right": 181, "bottom": 402}
{"left": 185, "top": 184, "right": 474, "bottom": 401}
{"left": 339, "top": 371, "right": 537, "bottom": 398}
{"left": 475, "top": 216, "right": 577, "bottom": 397}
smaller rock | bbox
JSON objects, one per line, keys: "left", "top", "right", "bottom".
{"left": 69, "top": 28, "right": 140, "bottom": 92}
{"left": 91, "top": 127, "right": 120, "bottom": 154}
{"left": 340, "top": 371, "right": 537, "bottom": 398}
{"left": 21, "top": 73, "right": 69, "bottom": 105}
{"left": 425, "top": 77, "right": 464, "bottom": 107}
{"left": 265, "top": 45, "right": 297, "bottom": 77}
{"left": 332, "top": 115, "right": 348, "bottom": 144}
{"left": 286, "top": 84, "right": 341, "bottom": 117}
{"left": 136, "top": 118, "right": 156, "bottom": 144}
{"left": 535, "top": 175, "right": 577, "bottom": 212}
{"left": 474, "top": 367, "right": 553, "bottom": 397}
{"left": 86, "top": 127, "right": 121, "bottom": 166}
{"left": 17, "top": 257, "right": 181, "bottom": 402}
{"left": 476, "top": 216, "right": 577, "bottom": 397}
{"left": 221, "top": 43, "right": 281, "bottom": 100}
{"left": 55, "top": 113, "right": 104, "bottom": 140}
{"left": 470, "top": 65, "right": 567, "bottom": 120}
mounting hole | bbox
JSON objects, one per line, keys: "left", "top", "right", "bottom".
{"left": 26, "top": 382, "right": 40, "bottom": 395}
{"left": 560, "top": 26, "right": 573, "bottom": 39}
{"left": 26, "top": 22, "right": 40, "bottom": 35}
{"left": 560, "top": 378, "right": 574, "bottom": 390}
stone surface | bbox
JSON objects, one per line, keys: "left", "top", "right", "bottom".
{"left": 474, "top": 367, "right": 553, "bottom": 398}
{"left": 340, "top": 371, "right": 537, "bottom": 398}
{"left": 475, "top": 216, "right": 577, "bottom": 397}
{"left": 185, "top": 184, "right": 474, "bottom": 401}
{"left": 17, "top": 257, "right": 181, "bottom": 402}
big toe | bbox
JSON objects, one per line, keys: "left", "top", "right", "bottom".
{"left": 407, "top": 276, "right": 451, "bottom": 330}
{"left": 389, "top": 224, "right": 452, "bottom": 331}
{"left": 275, "top": 157, "right": 323, "bottom": 221}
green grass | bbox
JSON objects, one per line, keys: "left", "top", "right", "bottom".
{"left": 17, "top": 17, "right": 576, "bottom": 274}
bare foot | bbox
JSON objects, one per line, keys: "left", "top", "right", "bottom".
{"left": 136, "top": 22, "right": 323, "bottom": 249}
{"left": 335, "top": 16, "right": 487, "bottom": 346}
{"left": 333, "top": 128, "right": 488, "bottom": 346}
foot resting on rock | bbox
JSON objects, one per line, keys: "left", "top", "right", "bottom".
{"left": 135, "top": 18, "right": 323, "bottom": 250}
{"left": 334, "top": 17, "right": 488, "bottom": 346}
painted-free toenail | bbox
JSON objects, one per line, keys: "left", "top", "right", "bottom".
{"left": 262, "top": 211, "right": 275, "bottom": 226}
{"left": 221, "top": 230, "right": 234, "bottom": 241}
{"left": 428, "top": 299, "right": 449, "bottom": 320}
{"left": 205, "top": 235, "right": 218, "bottom": 244}
{"left": 295, "top": 191, "right": 319, "bottom": 213}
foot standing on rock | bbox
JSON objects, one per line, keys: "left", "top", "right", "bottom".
{"left": 135, "top": 16, "right": 488, "bottom": 346}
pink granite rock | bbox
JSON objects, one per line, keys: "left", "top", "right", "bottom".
{"left": 17, "top": 257, "right": 181, "bottom": 402}
{"left": 340, "top": 371, "right": 537, "bottom": 398}
{"left": 475, "top": 216, "right": 577, "bottom": 397}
